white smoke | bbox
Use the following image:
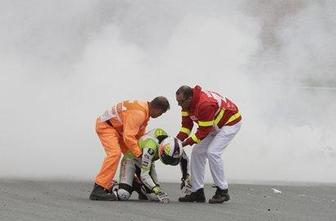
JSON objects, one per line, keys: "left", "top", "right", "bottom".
{"left": 0, "top": 0, "right": 335, "bottom": 183}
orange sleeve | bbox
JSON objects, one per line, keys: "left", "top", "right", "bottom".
{"left": 136, "top": 126, "right": 147, "bottom": 139}
{"left": 122, "top": 110, "right": 147, "bottom": 157}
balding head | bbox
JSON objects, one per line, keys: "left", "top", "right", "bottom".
{"left": 176, "top": 85, "right": 193, "bottom": 110}
{"left": 176, "top": 85, "right": 193, "bottom": 100}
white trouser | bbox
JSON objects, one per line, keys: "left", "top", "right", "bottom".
{"left": 191, "top": 121, "right": 242, "bottom": 191}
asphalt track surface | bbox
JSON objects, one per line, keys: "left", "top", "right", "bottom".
{"left": 1, "top": 179, "right": 335, "bottom": 221}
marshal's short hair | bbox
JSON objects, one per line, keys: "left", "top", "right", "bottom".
{"left": 176, "top": 85, "right": 193, "bottom": 99}
{"left": 150, "top": 96, "right": 170, "bottom": 112}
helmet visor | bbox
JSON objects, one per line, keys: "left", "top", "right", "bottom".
{"left": 160, "top": 153, "right": 180, "bottom": 165}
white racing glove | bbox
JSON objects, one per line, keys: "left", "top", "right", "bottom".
{"left": 180, "top": 175, "right": 192, "bottom": 195}
{"left": 153, "top": 186, "right": 169, "bottom": 204}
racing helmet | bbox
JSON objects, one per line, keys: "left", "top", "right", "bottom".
{"left": 159, "top": 136, "right": 183, "bottom": 165}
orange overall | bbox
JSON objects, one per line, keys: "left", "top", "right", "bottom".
{"left": 95, "top": 100, "right": 150, "bottom": 190}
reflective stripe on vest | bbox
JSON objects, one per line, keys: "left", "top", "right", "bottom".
{"left": 99, "top": 100, "right": 147, "bottom": 124}
{"left": 99, "top": 102, "right": 126, "bottom": 123}
{"left": 180, "top": 127, "right": 191, "bottom": 135}
{"left": 198, "top": 120, "right": 214, "bottom": 127}
{"left": 191, "top": 134, "right": 201, "bottom": 144}
{"left": 214, "top": 109, "right": 241, "bottom": 126}
{"left": 214, "top": 109, "right": 225, "bottom": 125}
{"left": 181, "top": 111, "right": 189, "bottom": 117}
{"left": 226, "top": 112, "right": 241, "bottom": 124}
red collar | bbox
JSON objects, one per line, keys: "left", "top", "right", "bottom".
{"left": 189, "top": 85, "right": 202, "bottom": 112}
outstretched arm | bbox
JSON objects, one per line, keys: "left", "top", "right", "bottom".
{"left": 179, "top": 151, "right": 192, "bottom": 195}
{"left": 179, "top": 150, "right": 189, "bottom": 179}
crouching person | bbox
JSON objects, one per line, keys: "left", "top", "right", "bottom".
{"left": 115, "top": 128, "right": 184, "bottom": 203}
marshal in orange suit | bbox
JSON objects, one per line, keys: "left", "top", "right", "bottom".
{"left": 90, "top": 97, "right": 170, "bottom": 201}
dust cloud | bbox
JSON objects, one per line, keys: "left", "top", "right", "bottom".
{"left": 0, "top": 0, "right": 335, "bottom": 183}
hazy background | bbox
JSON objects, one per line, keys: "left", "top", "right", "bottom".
{"left": 1, "top": 0, "right": 335, "bottom": 183}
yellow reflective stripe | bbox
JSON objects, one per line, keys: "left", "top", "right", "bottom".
{"left": 180, "top": 127, "right": 191, "bottom": 135}
{"left": 214, "top": 109, "right": 225, "bottom": 125}
{"left": 226, "top": 112, "right": 241, "bottom": 124}
{"left": 198, "top": 120, "right": 214, "bottom": 127}
{"left": 191, "top": 134, "right": 201, "bottom": 144}
{"left": 181, "top": 111, "right": 189, "bottom": 117}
